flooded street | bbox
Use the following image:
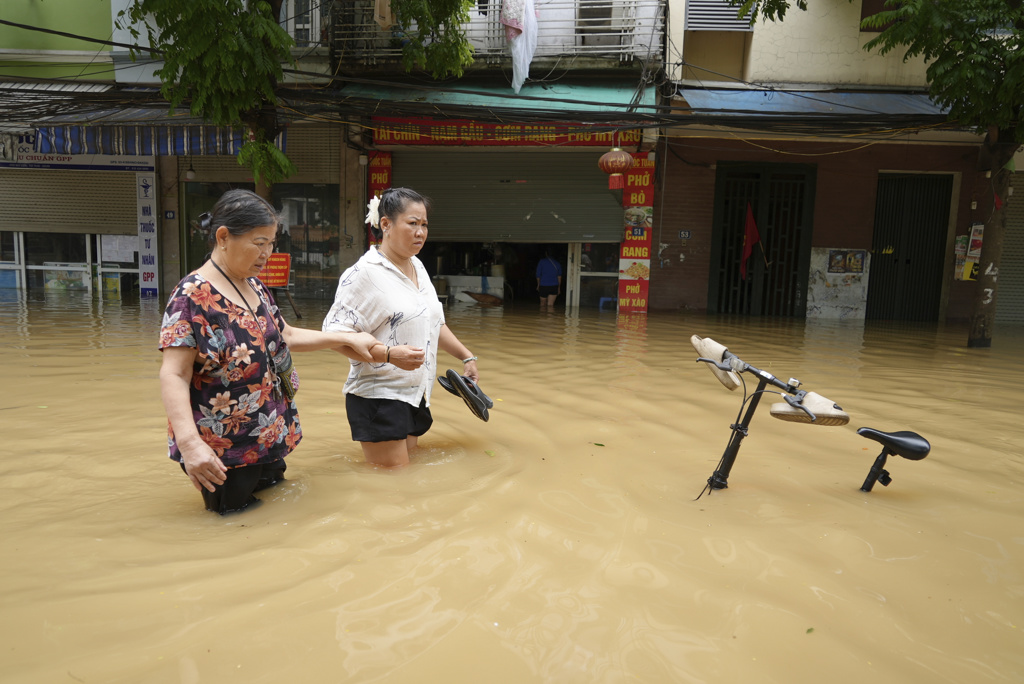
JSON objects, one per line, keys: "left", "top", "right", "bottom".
{"left": 1, "top": 291, "right": 1022, "bottom": 683}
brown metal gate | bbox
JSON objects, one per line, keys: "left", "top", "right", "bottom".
{"left": 708, "top": 165, "right": 816, "bottom": 316}
{"left": 866, "top": 174, "right": 952, "bottom": 321}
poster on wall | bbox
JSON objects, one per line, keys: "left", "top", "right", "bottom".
{"left": 827, "top": 249, "right": 866, "bottom": 274}
{"left": 100, "top": 234, "right": 139, "bottom": 264}
{"left": 953, "top": 235, "right": 969, "bottom": 280}
{"left": 962, "top": 223, "right": 984, "bottom": 281}
{"left": 137, "top": 172, "right": 159, "bottom": 297}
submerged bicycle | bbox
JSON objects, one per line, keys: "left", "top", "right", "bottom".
{"left": 691, "top": 335, "right": 930, "bottom": 497}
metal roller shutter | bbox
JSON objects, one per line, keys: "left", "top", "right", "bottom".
{"left": 996, "top": 172, "right": 1024, "bottom": 323}
{"left": 392, "top": 150, "right": 625, "bottom": 243}
{"left": 0, "top": 169, "right": 138, "bottom": 235}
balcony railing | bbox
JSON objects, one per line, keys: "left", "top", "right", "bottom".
{"left": 332, "top": 0, "right": 665, "bottom": 69}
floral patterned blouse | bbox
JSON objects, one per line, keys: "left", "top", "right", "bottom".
{"left": 159, "top": 272, "right": 300, "bottom": 468}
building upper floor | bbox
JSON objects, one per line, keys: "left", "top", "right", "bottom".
{"left": 3, "top": 0, "right": 932, "bottom": 93}
{"left": 0, "top": 0, "right": 331, "bottom": 85}
{"left": 331, "top": 0, "right": 665, "bottom": 75}
{"left": 668, "top": 0, "right": 930, "bottom": 90}
{"left": 2, "top": 0, "right": 665, "bottom": 85}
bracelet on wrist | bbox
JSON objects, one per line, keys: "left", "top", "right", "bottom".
{"left": 386, "top": 346, "right": 391, "bottom": 364}
{"left": 462, "top": 356, "right": 478, "bottom": 364}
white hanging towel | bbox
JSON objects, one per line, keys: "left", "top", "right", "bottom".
{"left": 374, "top": 0, "right": 395, "bottom": 30}
{"left": 501, "top": 0, "right": 538, "bottom": 93}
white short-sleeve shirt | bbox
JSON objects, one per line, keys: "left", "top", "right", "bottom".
{"left": 322, "top": 247, "right": 445, "bottom": 407}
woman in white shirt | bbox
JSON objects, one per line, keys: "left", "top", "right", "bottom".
{"left": 322, "top": 188, "right": 480, "bottom": 468}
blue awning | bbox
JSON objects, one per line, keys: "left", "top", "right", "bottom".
{"left": 32, "top": 107, "right": 286, "bottom": 156}
{"left": 34, "top": 123, "right": 286, "bottom": 156}
{"left": 676, "top": 88, "right": 946, "bottom": 118}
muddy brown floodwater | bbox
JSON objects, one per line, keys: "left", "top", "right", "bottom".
{"left": 1, "top": 290, "right": 1022, "bottom": 683}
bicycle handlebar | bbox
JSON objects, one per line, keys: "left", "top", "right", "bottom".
{"left": 693, "top": 335, "right": 849, "bottom": 427}
{"left": 696, "top": 353, "right": 799, "bottom": 394}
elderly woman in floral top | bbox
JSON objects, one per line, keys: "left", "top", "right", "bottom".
{"left": 160, "top": 189, "right": 378, "bottom": 514}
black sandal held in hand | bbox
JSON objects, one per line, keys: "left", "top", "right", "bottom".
{"left": 438, "top": 369, "right": 493, "bottom": 422}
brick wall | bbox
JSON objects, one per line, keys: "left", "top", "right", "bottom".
{"left": 649, "top": 136, "right": 984, "bottom": 320}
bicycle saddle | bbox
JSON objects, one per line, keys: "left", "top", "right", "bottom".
{"left": 856, "top": 428, "right": 930, "bottom": 460}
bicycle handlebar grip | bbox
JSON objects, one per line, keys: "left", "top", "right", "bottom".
{"left": 769, "top": 391, "right": 850, "bottom": 426}
{"left": 690, "top": 335, "right": 742, "bottom": 391}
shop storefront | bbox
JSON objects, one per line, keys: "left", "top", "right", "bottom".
{"left": 180, "top": 180, "right": 344, "bottom": 299}
{"left": 176, "top": 125, "right": 367, "bottom": 301}
{"left": 0, "top": 134, "right": 155, "bottom": 297}
{"left": 370, "top": 117, "right": 655, "bottom": 310}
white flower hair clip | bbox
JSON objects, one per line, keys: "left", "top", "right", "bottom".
{"left": 365, "top": 195, "right": 381, "bottom": 229}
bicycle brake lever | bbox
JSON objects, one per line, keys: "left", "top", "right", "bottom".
{"left": 696, "top": 356, "right": 737, "bottom": 370}
{"left": 784, "top": 391, "right": 818, "bottom": 422}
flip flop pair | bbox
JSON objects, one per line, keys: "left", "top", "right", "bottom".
{"left": 437, "top": 369, "right": 493, "bottom": 422}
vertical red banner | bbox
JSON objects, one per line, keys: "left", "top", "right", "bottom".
{"left": 367, "top": 151, "right": 392, "bottom": 245}
{"left": 618, "top": 153, "right": 655, "bottom": 313}
{"left": 623, "top": 154, "right": 655, "bottom": 208}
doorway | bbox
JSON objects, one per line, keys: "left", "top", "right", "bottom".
{"left": 708, "top": 164, "right": 816, "bottom": 316}
{"left": 417, "top": 241, "right": 619, "bottom": 309}
{"left": 866, "top": 174, "right": 952, "bottom": 321}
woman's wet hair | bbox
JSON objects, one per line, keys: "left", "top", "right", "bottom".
{"left": 199, "top": 189, "right": 280, "bottom": 241}
{"left": 374, "top": 187, "right": 430, "bottom": 239}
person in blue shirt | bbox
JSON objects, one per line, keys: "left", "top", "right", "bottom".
{"left": 536, "top": 249, "right": 562, "bottom": 310}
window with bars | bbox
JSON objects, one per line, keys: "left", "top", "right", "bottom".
{"left": 685, "top": 0, "right": 754, "bottom": 32}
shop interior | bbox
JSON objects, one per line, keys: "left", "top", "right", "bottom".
{"left": 418, "top": 241, "right": 620, "bottom": 308}
{"left": 0, "top": 230, "right": 141, "bottom": 296}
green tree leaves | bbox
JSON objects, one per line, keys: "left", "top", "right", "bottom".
{"left": 862, "top": 0, "right": 1024, "bottom": 141}
{"left": 392, "top": 0, "right": 475, "bottom": 79}
{"left": 118, "top": 0, "right": 293, "bottom": 128}
{"left": 118, "top": 0, "right": 294, "bottom": 186}
{"left": 731, "top": 0, "right": 1024, "bottom": 143}
{"left": 117, "top": 1, "right": 478, "bottom": 184}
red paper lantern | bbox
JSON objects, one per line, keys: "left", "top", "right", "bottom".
{"left": 598, "top": 147, "right": 634, "bottom": 189}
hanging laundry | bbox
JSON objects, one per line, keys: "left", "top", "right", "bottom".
{"left": 500, "top": 0, "right": 538, "bottom": 93}
{"left": 375, "top": 0, "right": 395, "bottom": 30}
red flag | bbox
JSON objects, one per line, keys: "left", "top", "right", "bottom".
{"left": 740, "top": 202, "right": 761, "bottom": 279}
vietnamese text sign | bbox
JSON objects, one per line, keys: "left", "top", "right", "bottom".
{"left": 623, "top": 155, "right": 655, "bottom": 207}
{"left": 617, "top": 153, "right": 655, "bottom": 314}
{"left": 373, "top": 117, "right": 642, "bottom": 147}
{"left": 259, "top": 253, "right": 292, "bottom": 287}
{"left": 367, "top": 151, "right": 392, "bottom": 245}
{"left": 2, "top": 133, "right": 154, "bottom": 171}
{"left": 137, "top": 173, "right": 159, "bottom": 297}
{"left": 618, "top": 201, "right": 653, "bottom": 313}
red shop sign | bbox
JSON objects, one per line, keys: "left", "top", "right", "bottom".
{"left": 259, "top": 253, "right": 291, "bottom": 288}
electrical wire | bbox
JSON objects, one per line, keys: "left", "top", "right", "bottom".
{"left": 1, "top": 11, "right": 967, "bottom": 142}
